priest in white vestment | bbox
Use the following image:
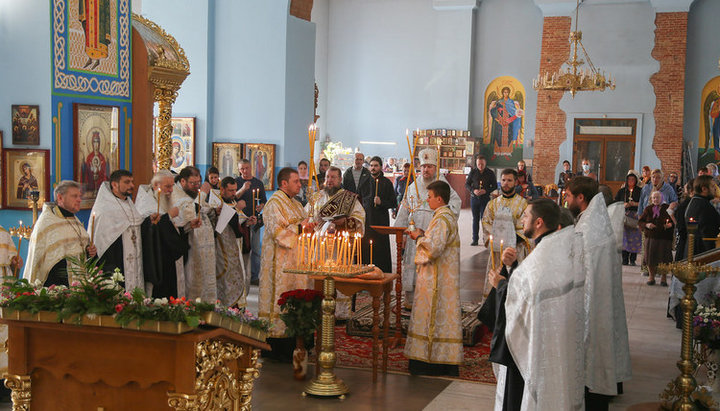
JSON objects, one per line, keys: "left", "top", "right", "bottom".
{"left": 0, "top": 226, "right": 22, "bottom": 377}
{"left": 495, "top": 199, "right": 585, "bottom": 410}
{"left": 405, "top": 181, "right": 462, "bottom": 376}
{"left": 89, "top": 173, "right": 147, "bottom": 294}
{"left": 135, "top": 170, "right": 187, "bottom": 298}
{"left": 24, "top": 181, "right": 95, "bottom": 286}
{"left": 172, "top": 166, "right": 217, "bottom": 303}
{"left": 259, "top": 168, "right": 310, "bottom": 337}
{"left": 566, "top": 176, "right": 631, "bottom": 401}
{"left": 395, "top": 149, "right": 461, "bottom": 306}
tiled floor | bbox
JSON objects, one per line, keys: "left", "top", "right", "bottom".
{"left": 0, "top": 209, "right": 684, "bottom": 410}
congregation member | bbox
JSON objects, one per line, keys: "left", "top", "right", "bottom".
{"left": 566, "top": 176, "right": 631, "bottom": 409}
{"left": 90, "top": 171, "right": 148, "bottom": 294}
{"left": 638, "top": 191, "right": 675, "bottom": 286}
{"left": 640, "top": 165, "right": 652, "bottom": 185}
{"left": 515, "top": 160, "right": 537, "bottom": 200}
{"left": 358, "top": 156, "right": 397, "bottom": 273}
{"left": 557, "top": 160, "right": 574, "bottom": 190}
{"left": 615, "top": 171, "right": 642, "bottom": 266}
{"left": 673, "top": 179, "right": 694, "bottom": 261}
{"left": 258, "top": 167, "right": 309, "bottom": 337}
{"left": 465, "top": 154, "right": 497, "bottom": 246}
{"left": 481, "top": 169, "right": 528, "bottom": 295}
{"left": 211, "top": 177, "right": 255, "bottom": 307}
{"left": 384, "top": 157, "right": 398, "bottom": 173}
{"left": 0, "top": 226, "right": 21, "bottom": 277}
{"left": 578, "top": 158, "right": 595, "bottom": 179}
{"left": 491, "top": 199, "right": 585, "bottom": 410}
{"left": 395, "top": 149, "right": 461, "bottom": 307}
{"left": 172, "top": 166, "right": 217, "bottom": 302}
{"left": 667, "top": 171, "right": 682, "bottom": 200}
{"left": 24, "top": 181, "right": 95, "bottom": 286}
{"left": 317, "top": 158, "right": 331, "bottom": 187}
{"left": 308, "top": 166, "right": 365, "bottom": 233}
{"left": 342, "top": 152, "right": 372, "bottom": 194}
{"left": 405, "top": 181, "right": 462, "bottom": 377}
{"left": 392, "top": 162, "right": 413, "bottom": 219}
{"left": 236, "top": 159, "right": 266, "bottom": 285}
{"left": 296, "top": 160, "right": 309, "bottom": 206}
{"left": 638, "top": 169, "right": 678, "bottom": 212}
{"left": 685, "top": 175, "right": 720, "bottom": 256}
{"left": 134, "top": 170, "right": 188, "bottom": 298}
{"left": 204, "top": 166, "right": 220, "bottom": 190}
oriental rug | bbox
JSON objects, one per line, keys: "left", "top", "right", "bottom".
{"left": 320, "top": 325, "right": 497, "bottom": 384}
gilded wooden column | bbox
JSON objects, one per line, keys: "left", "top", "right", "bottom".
{"left": 153, "top": 87, "right": 179, "bottom": 170}
{"left": 3, "top": 374, "right": 31, "bottom": 411}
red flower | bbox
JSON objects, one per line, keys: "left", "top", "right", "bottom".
{"left": 115, "top": 304, "right": 124, "bottom": 313}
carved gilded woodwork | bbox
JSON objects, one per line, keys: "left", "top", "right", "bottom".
{"left": 3, "top": 374, "right": 31, "bottom": 411}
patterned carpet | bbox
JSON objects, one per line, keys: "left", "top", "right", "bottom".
{"left": 326, "top": 324, "right": 497, "bottom": 384}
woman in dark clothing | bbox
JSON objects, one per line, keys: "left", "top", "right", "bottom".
{"left": 638, "top": 191, "right": 675, "bottom": 286}
{"left": 685, "top": 175, "right": 720, "bottom": 257}
{"left": 615, "top": 171, "right": 642, "bottom": 265}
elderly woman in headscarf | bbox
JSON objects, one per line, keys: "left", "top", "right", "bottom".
{"left": 638, "top": 190, "right": 675, "bottom": 286}
{"left": 615, "top": 170, "right": 642, "bottom": 266}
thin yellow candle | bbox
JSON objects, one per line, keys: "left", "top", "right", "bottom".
{"left": 500, "top": 239, "right": 504, "bottom": 263}
{"left": 489, "top": 235, "right": 495, "bottom": 270}
{"left": 350, "top": 235, "right": 357, "bottom": 266}
{"left": 370, "top": 239, "right": 374, "bottom": 266}
{"left": 404, "top": 131, "right": 414, "bottom": 201}
{"left": 90, "top": 214, "right": 96, "bottom": 244}
{"left": 296, "top": 235, "right": 302, "bottom": 267}
{"left": 156, "top": 187, "right": 162, "bottom": 215}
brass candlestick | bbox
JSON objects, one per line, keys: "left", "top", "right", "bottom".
{"left": 302, "top": 275, "right": 349, "bottom": 398}
{"left": 29, "top": 190, "right": 40, "bottom": 226}
{"left": 8, "top": 223, "right": 33, "bottom": 278}
{"left": 658, "top": 223, "right": 720, "bottom": 410}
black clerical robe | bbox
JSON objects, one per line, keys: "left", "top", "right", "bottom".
{"left": 358, "top": 174, "right": 397, "bottom": 273}
{"left": 141, "top": 214, "right": 189, "bottom": 298}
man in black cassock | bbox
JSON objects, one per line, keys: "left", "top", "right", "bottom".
{"left": 358, "top": 156, "right": 397, "bottom": 273}
{"left": 135, "top": 170, "right": 189, "bottom": 298}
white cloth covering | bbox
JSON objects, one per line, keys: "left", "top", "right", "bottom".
{"left": 607, "top": 201, "right": 625, "bottom": 252}
{"left": 504, "top": 226, "right": 586, "bottom": 410}
{"left": 576, "top": 193, "right": 632, "bottom": 395}
{"left": 89, "top": 182, "right": 146, "bottom": 294}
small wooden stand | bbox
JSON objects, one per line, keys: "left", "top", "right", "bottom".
{"left": 370, "top": 225, "right": 407, "bottom": 348}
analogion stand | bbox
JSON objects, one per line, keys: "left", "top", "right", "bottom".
{"left": 371, "top": 225, "right": 407, "bottom": 348}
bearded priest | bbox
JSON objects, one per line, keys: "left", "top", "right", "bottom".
{"left": 89, "top": 171, "right": 147, "bottom": 294}
{"left": 395, "top": 148, "right": 461, "bottom": 307}
{"left": 135, "top": 170, "right": 188, "bottom": 298}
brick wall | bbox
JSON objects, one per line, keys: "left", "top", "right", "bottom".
{"left": 290, "top": 0, "right": 313, "bottom": 21}
{"left": 534, "top": 17, "right": 571, "bottom": 185}
{"left": 649, "top": 12, "right": 687, "bottom": 175}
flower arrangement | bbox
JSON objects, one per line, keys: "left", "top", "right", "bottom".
{"left": 694, "top": 293, "right": 720, "bottom": 350}
{"left": 277, "top": 288, "right": 323, "bottom": 340}
{"left": 0, "top": 255, "right": 269, "bottom": 336}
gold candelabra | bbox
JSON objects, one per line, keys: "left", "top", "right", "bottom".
{"left": 658, "top": 222, "right": 720, "bottom": 410}
{"left": 532, "top": 0, "right": 615, "bottom": 97}
{"left": 8, "top": 222, "right": 32, "bottom": 278}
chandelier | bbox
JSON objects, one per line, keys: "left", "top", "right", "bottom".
{"left": 533, "top": 0, "right": 615, "bottom": 98}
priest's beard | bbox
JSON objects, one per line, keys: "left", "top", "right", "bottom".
{"left": 183, "top": 187, "right": 198, "bottom": 199}
{"left": 422, "top": 176, "right": 434, "bottom": 185}
{"left": 324, "top": 186, "right": 341, "bottom": 197}
{"left": 159, "top": 195, "right": 172, "bottom": 212}
{"left": 568, "top": 202, "right": 581, "bottom": 218}
{"left": 501, "top": 186, "right": 515, "bottom": 196}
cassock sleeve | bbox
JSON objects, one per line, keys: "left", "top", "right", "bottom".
{"left": 488, "top": 263, "right": 518, "bottom": 366}
{"left": 265, "top": 201, "right": 299, "bottom": 249}
{"left": 481, "top": 201, "right": 495, "bottom": 246}
{"left": 415, "top": 215, "right": 450, "bottom": 264}
{"left": 380, "top": 179, "right": 398, "bottom": 210}
{"left": 448, "top": 187, "right": 462, "bottom": 217}
{"left": 140, "top": 217, "right": 163, "bottom": 287}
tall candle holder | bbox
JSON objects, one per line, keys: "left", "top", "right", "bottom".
{"left": 8, "top": 222, "right": 33, "bottom": 277}
{"left": 658, "top": 222, "right": 720, "bottom": 409}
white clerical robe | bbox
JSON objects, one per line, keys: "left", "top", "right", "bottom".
{"left": 172, "top": 183, "right": 217, "bottom": 303}
{"left": 89, "top": 182, "right": 146, "bottom": 294}
{"left": 24, "top": 204, "right": 90, "bottom": 284}
{"left": 503, "top": 226, "right": 585, "bottom": 410}
{"left": 404, "top": 205, "right": 463, "bottom": 365}
{"left": 576, "top": 193, "right": 632, "bottom": 395}
{"left": 607, "top": 201, "right": 625, "bottom": 252}
{"left": 259, "top": 190, "right": 308, "bottom": 337}
{"left": 395, "top": 175, "right": 461, "bottom": 295}
{"left": 135, "top": 184, "right": 186, "bottom": 297}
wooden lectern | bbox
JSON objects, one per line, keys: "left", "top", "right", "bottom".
{"left": 370, "top": 225, "right": 407, "bottom": 347}
{"left": 1, "top": 320, "right": 270, "bottom": 410}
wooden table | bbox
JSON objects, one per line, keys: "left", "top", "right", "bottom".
{"left": 371, "top": 225, "right": 406, "bottom": 348}
{"left": 0, "top": 319, "right": 270, "bottom": 410}
{"left": 311, "top": 272, "right": 398, "bottom": 382}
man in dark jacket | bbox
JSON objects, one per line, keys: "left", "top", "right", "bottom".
{"left": 465, "top": 155, "right": 497, "bottom": 245}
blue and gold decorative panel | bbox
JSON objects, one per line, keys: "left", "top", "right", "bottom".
{"left": 52, "top": 0, "right": 131, "bottom": 100}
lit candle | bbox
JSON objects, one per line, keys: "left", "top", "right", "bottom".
{"left": 374, "top": 178, "right": 379, "bottom": 207}
{"left": 90, "top": 214, "right": 96, "bottom": 244}
{"left": 350, "top": 235, "right": 357, "bottom": 266}
{"left": 500, "top": 240, "right": 504, "bottom": 261}
{"left": 157, "top": 187, "right": 162, "bottom": 215}
{"left": 252, "top": 189, "right": 256, "bottom": 217}
{"left": 297, "top": 235, "right": 302, "bottom": 267}
{"left": 370, "top": 239, "right": 374, "bottom": 266}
